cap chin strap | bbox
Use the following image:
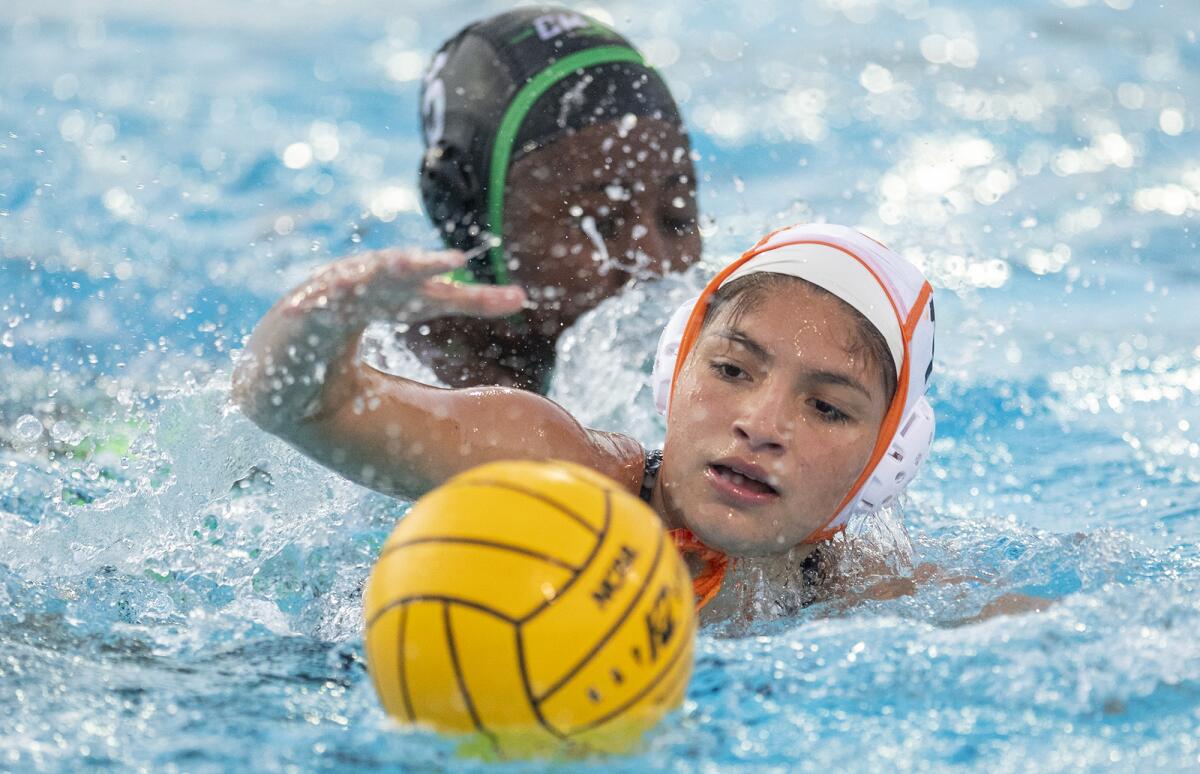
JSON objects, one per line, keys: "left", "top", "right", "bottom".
{"left": 669, "top": 529, "right": 729, "bottom": 611}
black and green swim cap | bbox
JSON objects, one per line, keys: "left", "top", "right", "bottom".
{"left": 418, "top": 7, "right": 686, "bottom": 284}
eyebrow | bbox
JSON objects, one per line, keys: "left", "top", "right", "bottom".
{"left": 717, "top": 328, "right": 875, "bottom": 399}
{"left": 717, "top": 329, "right": 772, "bottom": 363}
{"left": 577, "top": 172, "right": 691, "bottom": 196}
{"left": 808, "top": 369, "right": 874, "bottom": 399}
{"left": 574, "top": 179, "right": 628, "bottom": 198}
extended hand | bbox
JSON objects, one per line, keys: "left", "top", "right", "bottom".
{"left": 284, "top": 249, "right": 527, "bottom": 325}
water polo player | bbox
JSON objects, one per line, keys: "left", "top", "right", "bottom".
{"left": 234, "top": 223, "right": 940, "bottom": 619}
{"left": 407, "top": 7, "right": 700, "bottom": 392}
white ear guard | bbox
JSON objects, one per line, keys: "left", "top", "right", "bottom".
{"left": 849, "top": 394, "right": 934, "bottom": 514}
{"left": 651, "top": 295, "right": 698, "bottom": 416}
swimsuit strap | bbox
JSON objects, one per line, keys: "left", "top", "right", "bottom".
{"left": 800, "top": 547, "right": 821, "bottom": 586}
{"left": 639, "top": 448, "right": 663, "bottom": 504}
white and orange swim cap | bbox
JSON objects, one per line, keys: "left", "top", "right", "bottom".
{"left": 651, "top": 223, "right": 936, "bottom": 542}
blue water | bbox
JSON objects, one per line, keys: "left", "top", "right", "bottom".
{"left": 2, "top": 0, "right": 1200, "bottom": 770}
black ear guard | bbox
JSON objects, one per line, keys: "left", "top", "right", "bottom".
{"left": 418, "top": 142, "right": 496, "bottom": 283}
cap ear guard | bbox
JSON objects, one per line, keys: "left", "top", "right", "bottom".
{"left": 651, "top": 295, "right": 698, "bottom": 415}
{"left": 418, "top": 143, "right": 497, "bottom": 282}
{"left": 840, "top": 394, "right": 934, "bottom": 519}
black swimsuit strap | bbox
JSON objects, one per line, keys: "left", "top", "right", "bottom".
{"left": 639, "top": 448, "right": 663, "bottom": 504}
{"left": 800, "top": 549, "right": 821, "bottom": 585}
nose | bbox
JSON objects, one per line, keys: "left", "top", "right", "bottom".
{"left": 731, "top": 380, "right": 792, "bottom": 453}
{"left": 624, "top": 213, "right": 694, "bottom": 277}
{"left": 638, "top": 223, "right": 672, "bottom": 275}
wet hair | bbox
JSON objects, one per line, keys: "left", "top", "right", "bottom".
{"left": 700, "top": 273, "right": 898, "bottom": 403}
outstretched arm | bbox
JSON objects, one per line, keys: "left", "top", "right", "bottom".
{"left": 232, "top": 249, "right": 645, "bottom": 499}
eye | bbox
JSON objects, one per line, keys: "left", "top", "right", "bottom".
{"left": 659, "top": 193, "right": 696, "bottom": 238}
{"left": 596, "top": 213, "right": 622, "bottom": 240}
{"left": 661, "top": 213, "right": 695, "bottom": 238}
{"left": 573, "top": 207, "right": 623, "bottom": 241}
{"left": 709, "top": 360, "right": 746, "bottom": 381}
{"left": 811, "top": 398, "right": 851, "bottom": 424}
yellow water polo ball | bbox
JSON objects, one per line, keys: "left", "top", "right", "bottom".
{"left": 363, "top": 459, "right": 695, "bottom": 758}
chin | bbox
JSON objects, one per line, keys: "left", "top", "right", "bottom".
{"left": 684, "top": 511, "right": 798, "bottom": 558}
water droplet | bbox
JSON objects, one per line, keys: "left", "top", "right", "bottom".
{"left": 12, "top": 414, "right": 43, "bottom": 443}
{"left": 617, "top": 113, "right": 638, "bottom": 138}
{"left": 50, "top": 420, "right": 85, "bottom": 446}
{"left": 605, "top": 183, "right": 630, "bottom": 202}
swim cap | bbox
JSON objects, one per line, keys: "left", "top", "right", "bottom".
{"left": 651, "top": 223, "right": 937, "bottom": 542}
{"left": 418, "top": 7, "right": 686, "bottom": 284}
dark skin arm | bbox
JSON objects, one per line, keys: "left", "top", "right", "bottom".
{"left": 232, "top": 249, "right": 645, "bottom": 500}
{"left": 840, "top": 561, "right": 1053, "bottom": 622}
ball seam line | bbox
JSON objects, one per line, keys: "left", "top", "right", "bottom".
{"left": 516, "top": 488, "right": 614, "bottom": 625}
{"left": 443, "top": 602, "right": 501, "bottom": 754}
{"left": 378, "top": 536, "right": 584, "bottom": 573}
{"left": 449, "top": 479, "right": 601, "bottom": 536}
{"left": 533, "top": 524, "right": 666, "bottom": 704}
{"left": 398, "top": 603, "right": 416, "bottom": 723}
{"left": 514, "top": 626, "right": 572, "bottom": 742}
{"left": 565, "top": 598, "right": 697, "bottom": 738}
{"left": 367, "top": 595, "right": 519, "bottom": 628}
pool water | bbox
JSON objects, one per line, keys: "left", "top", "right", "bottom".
{"left": 2, "top": 0, "right": 1200, "bottom": 770}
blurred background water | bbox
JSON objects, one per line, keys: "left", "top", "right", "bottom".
{"left": 1, "top": 0, "right": 1199, "bottom": 770}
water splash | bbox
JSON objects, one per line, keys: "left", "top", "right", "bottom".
{"left": 2, "top": 0, "right": 1200, "bottom": 769}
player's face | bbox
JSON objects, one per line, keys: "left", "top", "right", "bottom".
{"left": 656, "top": 283, "right": 891, "bottom": 556}
{"left": 503, "top": 118, "right": 700, "bottom": 334}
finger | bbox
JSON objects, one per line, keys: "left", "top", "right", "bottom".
{"left": 321, "top": 249, "right": 460, "bottom": 293}
{"left": 376, "top": 249, "right": 467, "bottom": 279}
{"left": 419, "top": 279, "right": 527, "bottom": 318}
{"left": 912, "top": 562, "right": 939, "bottom": 582}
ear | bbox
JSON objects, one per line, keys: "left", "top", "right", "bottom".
{"left": 419, "top": 142, "right": 483, "bottom": 252}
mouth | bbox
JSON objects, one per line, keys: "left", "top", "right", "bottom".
{"left": 705, "top": 461, "right": 781, "bottom": 505}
